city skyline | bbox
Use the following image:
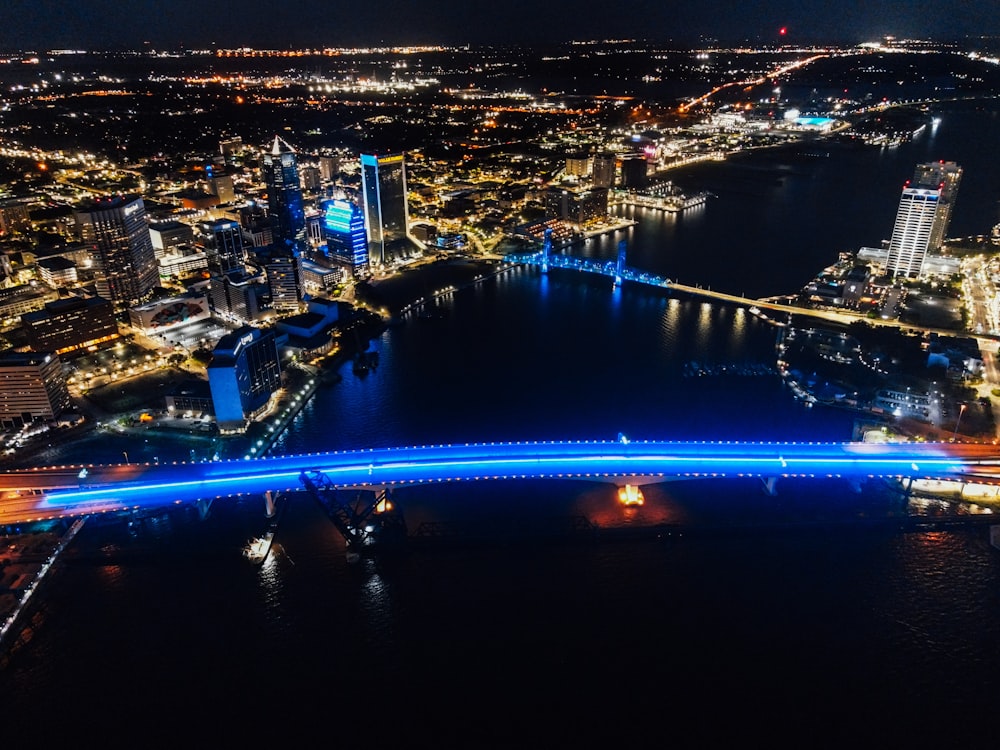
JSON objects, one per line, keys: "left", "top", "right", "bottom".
{"left": 2, "top": 1, "right": 1000, "bottom": 51}
{"left": 1, "top": 24, "right": 1000, "bottom": 744}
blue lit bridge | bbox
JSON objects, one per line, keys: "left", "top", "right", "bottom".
{"left": 2, "top": 438, "right": 1000, "bottom": 528}
{"left": 504, "top": 229, "right": 894, "bottom": 329}
{"left": 506, "top": 228, "right": 671, "bottom": 289}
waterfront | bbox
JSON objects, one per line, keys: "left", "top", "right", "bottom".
{"left": 2, "top": 102, "right": 1000, "bottom": 746}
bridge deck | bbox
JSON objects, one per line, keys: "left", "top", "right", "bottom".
{"left": 1, "top": 440, "right": 998, "bottom": 524}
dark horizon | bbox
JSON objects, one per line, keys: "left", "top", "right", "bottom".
{"left": 2, "top": 0, "right": 1000, "bottom": 53}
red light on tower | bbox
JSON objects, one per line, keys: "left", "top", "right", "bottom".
{"left": 780, "top": 27, "right": 787, "bottom": 36}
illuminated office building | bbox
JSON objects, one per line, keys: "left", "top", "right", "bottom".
{"left": 591, "top": 153, "right": 616, "bottom": 189}
{"left": 319, "top": 155, "right": 340, "bottom": 182}
{"left": 912, "top": 161, "right": 962, "bottom": 251}
{"left": 201, "top": 218, "right": 247, "bottom": 273}
{"left": 265, "top": 252, "right": 303, "bottom": 312}
{"left": 209, "top": 268, "right": 265, "bottom": 324}
{"left": 22, "top": 295, "right": 118, "bottom": 355}
{"left": 262, "top": 136, "right": 306, "bottom": 253}
{"left": 149, "top": 220, "right": 194, "bottom": 259}
{"left": 886, "top": 161, "right": 962, "bottom": 278}
{"left": 322, "top": 199, "right": 370, "bottom": 278}
{"left": 207, "top": 326, "right": 282, "bottom": 432}
{"left": 205, "top": 165, "right": 236, "bottom": 204}
{"left": 360, "top": 152, "right": 411, "bottom": 266}
{"left": 73, "top": 195, "right": 159, "bottom": 310}
{"left": 0, "top": 352, "right": 70, "bottom": 430}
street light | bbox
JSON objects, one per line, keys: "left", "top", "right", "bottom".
{"left": 952, "top": 403, "right": 967, "bottom": 442}
{"left": 122, "top": 450, "right": 129, "bottom": 464}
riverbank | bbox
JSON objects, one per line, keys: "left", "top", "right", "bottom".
{"left": 356, "top": 256, "right": 509, "bottom": 314}
{"left": 0, "top": 517, "right": 85, "bottom": 659}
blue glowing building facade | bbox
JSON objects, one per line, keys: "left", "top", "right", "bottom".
{"left": 207, "top": 326, "right": 282, "bottom": 432}
{"left": 322, "top": 199, "right": 370, "bottom": 278}
{"left": 262, "top": 136, "right": 306, "bottom": 253}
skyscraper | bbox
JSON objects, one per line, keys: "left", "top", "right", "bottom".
{"left": 322, "top": 199, "right": 370, "bottom": 279}
{"left": 912, "top": 160, "right": 962, "bottom": 250}
{"left": 262, "top": 136, "right": 306, "bottom": 253}
{"left": 207, "top": 326, "right": 282, "bottom": 432}
{"left": 886, "top": 161, "right": 962, "bottom": 278}
{"left": 265, "top": 252, "right": 303, "bottom": 312}
{"left": 360, "top": 152, "right": 411, "bottom": 266}
{"left": 0, "top": 352, "right": 70, "bottom": 430}
{"left": 201, "top": 218, "right": 247, "bottom": 273}
{"left": 319, "top": 155, "right": 340, "bottom": 182}
{"left": 74, "top": 194, "right": 159, "bottom": 309}
{"left": 592, "top": 153, "right": 616, "bottom": 189}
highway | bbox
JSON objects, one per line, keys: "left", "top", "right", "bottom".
{"left": 2, "top": 439, "right": 1000, "bottom": 525}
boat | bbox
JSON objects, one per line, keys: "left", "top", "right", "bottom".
{"left": 243, "top": 531, "right": 274, "bottom": 565}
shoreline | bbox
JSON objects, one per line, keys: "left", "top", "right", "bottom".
{"left": 0, "top": 517, "right": 86, "bottom": 658}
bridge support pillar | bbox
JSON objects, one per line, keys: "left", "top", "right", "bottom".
{"left": 614, "top": 239, "right": 626, "bottom": 287}
{"left": 990, "top": 525, "right": 1000, "bottom": 551}
{"left": 196, "top": 498, "right": 213, "bottom": 520}
{"left": 540, "top": 227, "right": 552, "bottom": 274}
{"left": 761, "top": 476, "right": 779, "bottom": 496}
{"left": 263, "top": 490, "right": 276, "bottom": 519}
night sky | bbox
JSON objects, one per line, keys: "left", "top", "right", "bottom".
{"left": 0, "top": 0, "right": 998, "bottom": 50}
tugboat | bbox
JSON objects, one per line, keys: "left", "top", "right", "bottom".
{"left": 242, "top": 493, "right": 286, "bottom": 565}
{"left": 243, "top": 532, "right": 274, "bottom": 565}
{"left": 352, "top": 347, "right": 379, "bottom": 376}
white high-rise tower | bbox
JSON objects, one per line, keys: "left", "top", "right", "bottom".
{"left": 886, "top": 161, "right": 962, "bottom": 278}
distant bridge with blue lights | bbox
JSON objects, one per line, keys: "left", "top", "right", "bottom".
{"left": 506, "top": 228, "right": 669, "bottom": 290}
{"left": 2, "top": 438, "right": 1000, "bottom": 529}
{"left": 504, "top": 229, "right": 915, "bottom": 330}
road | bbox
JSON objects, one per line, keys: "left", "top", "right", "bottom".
{"left": 3, "top": 439, "right": 1000, "bottom": 525}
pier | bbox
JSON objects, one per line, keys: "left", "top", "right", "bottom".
{"left": 612, "top": 191, "right": 710, "bottom": 212}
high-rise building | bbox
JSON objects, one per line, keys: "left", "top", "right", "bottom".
{"left": 886, "top": 161, "right": 962, "bottom": 278}
{"left": 912, "top": 161, "right": 962, "bottom": 250}
{"left": 265, "top": 252, "right": 303, "bottom": 312}
{"left": 205, "top": 166, "right": 236, "bottom": 204}
{"left": 262, "top": 136, "right": 306, "bottom": 253}
{"left": 149, "top": 220, "right": 194, "bottom": 259}
{"left": 219, "top": 136, "right": 243, "bottom": 166}
{"left": 201, "top": 218, "right": 247, "bottom": 273}
{"left": 544, "top": 187, "right": 609, "bottom": 225}
{"left": 36, "top": 257, "right": 78, "bottom": 288}
{"left": 209, "top": 268, "right": 265, "bottom": 324}
{"left": 620, "top": 156, "right": 648, "bottom": 189}
{"left": 22, "top": 295, "right": 118, "bottom": 355}
{"left": 0, "top": 198, "right": 33, "bottom": 236}
{"left": 322, "top": 199, "right": 370, "bottom": 278}
{"left": 73, "top": 194, "right": 159, "bottom": 310}
{"left": 319, "top": 155, "right": 340, "bottom": 182}
{"left": 0, "top": 351, "right": 70, "bottom": 430}
{"left": 301, "top": 166, "right": 322, "bottom": 192}
{"left": 565, "top": 153, "right": 591, "bottom": 177}
{"left": 207, "top": 326, "right": 282, "bottom": 432}
{"left": 592, "top": 153, "right": 616, "bottom": 189}
{"left": 360, "top": 152, "right": 411, "bottom": 266}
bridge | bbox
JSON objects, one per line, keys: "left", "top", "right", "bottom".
{"left": 505, "top": 228, "right": 858, "bottom": 324}
{"left": 505, "top": 230, "right": 1000, "bottom": 342}
{"left": 2, "top": 438, "right": 1000, "bottom": 528}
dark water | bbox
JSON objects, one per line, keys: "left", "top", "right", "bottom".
{"left": 3, "top": 102, "right": 1000, "bottom": 747}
